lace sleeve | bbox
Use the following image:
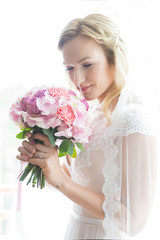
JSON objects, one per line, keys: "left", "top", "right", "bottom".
{"left": 110, "top": 103, "right": 157, "bottom": 137}
{"left": 102, "top": 102, "right": 158, "bottom": 239}
{"left": 102, "top": 132, "right": 158, "bottom": 238}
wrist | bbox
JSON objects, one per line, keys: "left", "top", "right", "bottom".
{"left": 52, "top": 172, "right": 68, "bottom": 190}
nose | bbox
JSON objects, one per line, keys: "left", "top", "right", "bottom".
{"left": 73, "top": 68, "right": 85, "bottom": 87}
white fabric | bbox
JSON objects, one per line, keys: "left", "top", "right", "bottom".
{"left": 64, "top": 84, "right": 158, "bottom": 239}
{"left": 64, "top": 212, "right": 105, "bottom": 240}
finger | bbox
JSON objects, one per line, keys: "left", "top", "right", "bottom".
{"left": 26, "top": 131, "right": 32, "bottom": 139}
{"left": 16, "top": 154, "right": 29, "bottom": 162}
{"left": 22, "top": 140, "right": 36, "bottom": 154}
{"left": 29, "top": 137, "right": 36, "bottom": 145}
{"left": 18, "top": 146, "right": 33, "bottom": 157}
{"left": 32, "top": 133, "right": 53, "bottom": 147}
{"left": 28, "top": 157, "right": 47, "bottom": 168}
{"left": 33, "top": 151, "right": 46, "bottom": 159}
{"left": 34, "top": 143, "right": 51, "bottom": 153}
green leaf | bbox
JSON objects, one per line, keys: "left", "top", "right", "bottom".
{"left": 58, "top": 150, "right": 67, "bottom": 157}
{"left": 68, "top": 141, "right": 74, "bottom": 156}
{"left": 16, "top": 128, "right": 32, "bottom": 139}
{"left": 16, "top": 131, "right": 26, "bottom": 139}
{"left": 25, "top": 128, "right": 32, "bottom": 131}
{"left": 70, "top": 147, "right": 77, "bottom": 158}
{"left": 59, "top": 140, "right": 69, "bottom": 154}
{"left": 43, "top": 128, "right": 55, "bottom": 146}
{"left": 20, "top": 126, "right": 32, "bottom": 131}
{"left": 76, "top": 142, "right": 84, "bottom": 152}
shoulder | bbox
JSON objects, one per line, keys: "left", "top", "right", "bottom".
{"left": 110, "top": 85, "right": 157, "bottom": 137}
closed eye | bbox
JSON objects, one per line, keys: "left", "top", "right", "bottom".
{"left": 65, "top": 66, "right": 74, "bottom": 71}
{"left": 83, "top": 64, "right": 92, "bottom": 68}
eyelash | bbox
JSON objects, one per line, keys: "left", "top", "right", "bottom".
{"left": 83, "top": 64, "right": 93, "bottom": 68}
{"left": 65, "top": 64, "right": 93, "bottom": 71}
{"left": 65, "top": 66, "right": 74, "bottom": 71}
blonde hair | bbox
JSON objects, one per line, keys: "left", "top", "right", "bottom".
{"left": 58, "top": 14, "right": 129, "bottom": 124}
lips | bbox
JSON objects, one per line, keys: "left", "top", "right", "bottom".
{"left": 80, "top": 85, "right": 92, "bottom": 93}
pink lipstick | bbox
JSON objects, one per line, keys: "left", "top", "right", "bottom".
{"left": 80, "top": 85, "right": 92, "bottom": 93}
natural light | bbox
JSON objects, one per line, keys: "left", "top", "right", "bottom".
{"left": 0, "top": 0, "right": 160, "bottom": 239}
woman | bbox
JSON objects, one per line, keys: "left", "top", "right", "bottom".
{"left": 17, "top": 14, "right": 157, "bottom": 239}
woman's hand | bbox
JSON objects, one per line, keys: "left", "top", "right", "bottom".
{"left": 16, "top": 132, "right": 66, "bottom": 188}
{"left": 17, "top": 133, "right": 105, "bottom": 219}
{"left": 16, "top": 132, "right": 35, "bottom": 161}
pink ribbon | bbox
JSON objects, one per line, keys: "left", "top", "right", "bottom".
{"left": 16, "top": 162, "right": 24, "bottom": 211}
{"left": 16, "top": 162, "right": 27, "bottom": 238}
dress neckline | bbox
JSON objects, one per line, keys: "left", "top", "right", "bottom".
{"left": 88, "top": 84, "right": 130, "bottom": 114}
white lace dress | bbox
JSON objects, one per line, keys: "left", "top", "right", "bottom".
{"left": 64, "top": 85, "right": 158, "bottom": 240}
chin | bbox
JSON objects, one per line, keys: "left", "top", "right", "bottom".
{"left": 82, "top": 95, "right": 97, "bottom": 101}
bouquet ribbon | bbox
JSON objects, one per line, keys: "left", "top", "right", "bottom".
{"left": 17, "top": 161, "right": 24, "bottom": 211}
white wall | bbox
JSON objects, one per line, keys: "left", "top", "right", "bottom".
{"left": 0, "top": 0, "right": 159, "bottom": 239}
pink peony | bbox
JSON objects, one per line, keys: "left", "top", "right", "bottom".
{"left": 20, "top": 97, "right": 29, "bottom": 112}
{"left": 36, "top": 96, "right": 57, "bottom": 116}
{"left": 34, "top": 89, "right": 46, "bottom": 98}
{"left": 9, "top": 103, "right": 23, "bottom": 124}
{"left": 27, "top": 97, "right": 41, "bottom": 116}
{"left": 72, "top": 126, "right": 91, "bottom": 143}
{"left": 55, "top": 124, "right": 73, "bottom": 139}
{"left": 20, "top": 96, "right": 41, "bottom": 116}
{"left": 57, "top": 105, "right": 76, "bottom": 125}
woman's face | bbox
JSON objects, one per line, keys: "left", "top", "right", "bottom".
{"left": 61, "top": 35, "right": 115, "bottom": 102}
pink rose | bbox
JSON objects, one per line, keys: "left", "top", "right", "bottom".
{"left": 48, "top": 88, "right": 69, "bottom": 98}
{"left": 57, "top": 105, "right": 76, "bottom": 125}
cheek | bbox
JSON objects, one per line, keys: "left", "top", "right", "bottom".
{"left": 101, "top": 64, "right": 114, "bottom": 85}
{"left": 88, "top": 67, "right": 101, "bottom": 82}
{"left": 67, "top": 71, "right": 74, "bottom": 83}
{"left": 91, "top": 66, "right": 108, "bottom": 85}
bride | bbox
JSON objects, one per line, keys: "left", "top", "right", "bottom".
{"left": 17, "top": 13, "right": 158, "bottom": 239}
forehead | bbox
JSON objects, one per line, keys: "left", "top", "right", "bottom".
{"left": 61, "top": 35, "right": 105, "bottom": 64}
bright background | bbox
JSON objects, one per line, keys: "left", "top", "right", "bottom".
{"left": 0, "top": 0, "right": 160, "bottom": 239}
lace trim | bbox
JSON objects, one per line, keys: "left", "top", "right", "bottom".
{"left": 110, "top": 103, "right": 156, "bottom": 137}
{"left": 70, "top": 162, "right": 91, "bottom": 187}
{"left": 101, "top": 138, "right": 121, "bottom": 239}
{"left": 75, "top": 148, "right": 91, "bottom": 169}
{"left": 101, "top": 103, "right": 156, "bottom": 238}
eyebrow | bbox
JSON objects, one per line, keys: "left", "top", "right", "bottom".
{"left": 63, "top": 56, "right": 92, "bottom": 65}
{"left": 77, "top": 56, "right": 92, "bottom": 63}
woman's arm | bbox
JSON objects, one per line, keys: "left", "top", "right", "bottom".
{"left": 57, "top": 174, "right": 105, "bottom": 219}
{"left": 17, "top": 132, "right": 105, "bottom": 220}
{"left": 120, "top": 133, "right": 157, "bottom": 236}
{"left": 61, "top": 162, "right": 71, "bottom": 178}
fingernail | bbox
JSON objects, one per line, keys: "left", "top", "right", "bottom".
{"left": 30, "top": 147, "right": 35, "bottom": 153}
{"left": 30, "top": 139, "right": 35, "bottom": 145}
{"left": 27, "top": 152, "right": 32, "bottom": 157}
{"left": 26, "top": 132, "right": 30, "bottom": 137}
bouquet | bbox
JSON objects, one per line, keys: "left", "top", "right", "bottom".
{"left": 9, "top": 86, "right": 91, "bottom": 189}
